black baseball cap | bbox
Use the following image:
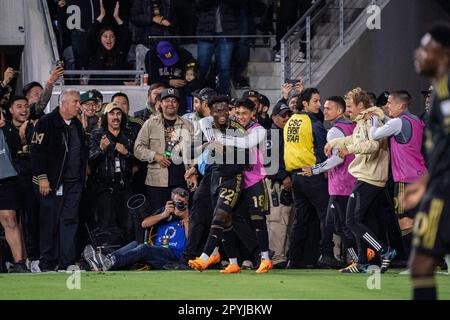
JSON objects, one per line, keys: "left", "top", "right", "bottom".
{"left": 160, "top": 88, "right": 180, "bottom": 101}
{"left": 260, "top": 94, "right": 270, "bottom": 107}
{"left": 242, "top": 90, "right": 260, "bottom": 100}
{"left": 22, "top": 81, "right": 43, "bottom": 96}
{"left": 197, "top": 88, "right": 217, "bottom": 104}
{"left": 376, "top": 91, "right": 390, "bottom": 107}
{"left": 421, "top": 85, "right": 434, "bottom": 96}
{"left": 271, "top": 102, "right": 292, "bottom": 117}
{"left": 80, "top": 90, "right": 99, "bottom": 104}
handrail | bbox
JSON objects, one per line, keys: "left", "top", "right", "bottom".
{"left": 64, "top": 70, "right": 144, "bottom": 75}
{"left": 280, "top": 0, "right": 374, "bottom": 86}
{"left": 40, "top": 0, "right": 59, "bottom": 63}
{"left": 280, "top": 0, "right": 328, "bottom": 44}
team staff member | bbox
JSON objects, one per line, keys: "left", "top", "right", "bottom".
{"left": 369, "top": 91, "right": 427, "bottom": 259}
{"left": 404, "top": 23, "right": 450, "bottom": 300}
{"left": 301, "top": 96, "right": 358, "bottom": 266}
{"left": 326, "top": 87, "right": 396, "bottom": 273}
{"left": 265, "top": 102, "right": 294, "bottom": 269}
{"left": 31, "top": 89, "right": 88, "bottom": 271}
{"left": 284, "top": 88, "right": 340, "bottom": 269}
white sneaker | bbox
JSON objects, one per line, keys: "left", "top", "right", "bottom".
{"left": 30, "top": 260, "right": 42, "bottom": 273}
{"left": 241, "top": 260, "right": 254, "bottom": 270}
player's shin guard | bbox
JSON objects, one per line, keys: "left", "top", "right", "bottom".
{"left": 412, "top": 276, "right": 437, "bottom": 300}
{"left": 222, "top": 225, "right": 239, "bottom": 262}
{"left": 203, "top": 219, "right": 225, "bottom": 256}
{"left": 251, "top": 215, "right": 269, "bottom": 253}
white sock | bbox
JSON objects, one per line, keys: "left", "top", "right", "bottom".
{"left": 200, "top": 253, "right": 209, "bottom": 264}
{"left": 229, "top": 258, "right": 238, "bottom": 265}
{"left": 212, "top": 247, "right": 219, "bottom": 256}
{"left": 261, "top": 251, "right": 270, "bottom": 260}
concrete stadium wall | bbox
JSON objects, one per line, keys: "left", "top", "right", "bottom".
{"left": 317, "top": 0, "right": 450, "bottom": 115}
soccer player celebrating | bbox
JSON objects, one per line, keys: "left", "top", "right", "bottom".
{"left": 404, "top": 23, "right": 450, "bottom": 300}
{"left": 215, "top": 98, "right": 272, "bottom": 273}
{"left": 188, "top": 96, "right": 248, "bottom": 272}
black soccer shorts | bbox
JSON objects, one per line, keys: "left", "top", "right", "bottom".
{"left": 412, "top": 179, "right": 450, "bottom": 258}
{"left": 242, "top": 179, "right": 270, "bottom": 216}
{"left": 210, "top": 172, "right": 243, "bottom": 214}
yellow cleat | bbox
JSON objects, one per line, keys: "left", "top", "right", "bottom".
{"left": 188, "top": 257, "right": 207, "bottom": 272}
{"left": 256, "top": 259, "right": 273, "bottom": 273}
{"left": 220, "top": 263, "right": 241, "bottom": 274}
{"left": 206, "top": 253, "right": 221, "bottom": 268}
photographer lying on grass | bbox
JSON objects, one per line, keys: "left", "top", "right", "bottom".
{"left": 83, "top": 188, "right": 189, "bottom": 271}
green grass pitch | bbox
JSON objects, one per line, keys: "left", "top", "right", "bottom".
{"left": 1, "top": 269, "right": 450, "bottom": 300}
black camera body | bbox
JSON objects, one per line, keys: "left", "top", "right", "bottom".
{"left": 174, "top": 200, "right": 186, "bottom": 212}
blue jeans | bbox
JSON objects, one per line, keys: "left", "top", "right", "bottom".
{"left": 197, "top": 38, "right": 235, "bottom": 95}
{"left": 111, "top": 241, "right": 178, "bottom": 269}
{"left": 233, "top": 8, "right": 250, "bottom": 80}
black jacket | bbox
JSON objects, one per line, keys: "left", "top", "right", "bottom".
{"left": 88, "top": 20, "right": 132, "bottom": 84}
{"left": 265, "top": 123, "right": 289, "bottom": 183}
{"left": 2, "top": 121, "right": 34, "bottom": 176}
{"left": 130, "top": 0, "right": 176, "bottom": 45}
{"left": 30, "top": 107, "right": 88, "bottom": 190}
{"left": 195, "top": 0, "right": 242, "bottom": 37}
{"left": 89, "top": 127, "right": 134, "bottom": 188}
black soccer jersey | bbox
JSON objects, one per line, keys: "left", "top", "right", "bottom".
{"left": 426, "top": 72, "right": 450, "bottom": 185}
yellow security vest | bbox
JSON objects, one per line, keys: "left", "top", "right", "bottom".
{"left": 283, "top": 113, "right": 316, "bottom": 171}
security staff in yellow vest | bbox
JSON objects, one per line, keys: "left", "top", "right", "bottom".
{"left": 283, "top": 88, "right": 342, "bottom": 269}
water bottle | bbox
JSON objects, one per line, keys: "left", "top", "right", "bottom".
{"left": 161, "top": 235, "right": 169, "bottom": 248}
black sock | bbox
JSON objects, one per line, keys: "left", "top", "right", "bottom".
{"left": 222, "top": 226, "right": 239, "bottom": 260}
{"left": 203, "top": 219, "right": 224, "bottom": 256}
{"left": 251, "top": 215, "right": 269, "bottom": 253}
{"left": 412, "top": 276, "right": 437, "bottom": 300}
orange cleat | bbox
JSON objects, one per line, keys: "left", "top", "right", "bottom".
{"left": 256, "top": 259, "right": 273, "bottom": 273}
{"left": 188, "top": 257, "right": 208, "bottom": 272}
{"left": 367, "top": 248, "right": 376, "bottom": 262}
{"left": 206, "top": 253, "right": 221, "bottom": 267}
{"left": 220, "top": 263, "right": 241, "bottom": 274}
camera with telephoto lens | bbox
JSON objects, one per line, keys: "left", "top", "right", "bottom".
{"left": 174, "top": 200, "right": 186, "bottom": 212}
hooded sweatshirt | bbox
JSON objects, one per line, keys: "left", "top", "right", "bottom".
{"left": 326, "top": 106, "right": 389, "bottom": 187}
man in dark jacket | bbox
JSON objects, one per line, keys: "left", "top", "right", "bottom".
{"left": 89, "top": 102, "right": 135, "bottom": 243}
{"left": 130, "top": 0, "right": 176, "bottom": 47}
{"left": 30, "top": 89, "right": 88, "bottom": 271}
{"left": 196, "top": 0, "right": 242, "bottom": 95}
{"left": 134, "top": 83, "right": 165, "bottom": 122}
{"left": 264, "top": 102, "right": 293, "bottom": 268}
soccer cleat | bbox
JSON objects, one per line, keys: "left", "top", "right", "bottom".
{"left": 83, "top": 244, "right": 103, "bottom": 272}
{"left": 317, "top": 255, "right": 345, "bottom": 269}
{"left": 188, "top": 257, "right": 208, "bottom": 272}
{"left": 220, "top": 263, "right": 241, "bottom": 274}
{"left": 380, "top": 247, "right": 397, "bottom": 273}
{"left": 339, "top": 262, "right": 368, "bottom": 273}
{"left": 206, "top": 253, "right": 221, "bottom": 268}
{"left": 367, "top": 248, "right": 376, "bottom": 262}
{"left": 256, "top": 259, "right": 273, "bottom": 273}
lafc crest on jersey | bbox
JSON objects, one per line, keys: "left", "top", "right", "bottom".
{"left": 31, "top": 132, "right": 45, "bottom": 145}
